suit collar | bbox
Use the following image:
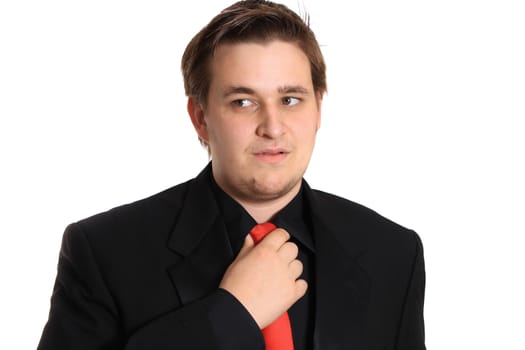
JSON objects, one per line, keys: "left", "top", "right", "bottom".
{"left": 167, "top": 164, "right": 235, "bottom": 304}
{"left": 167, "top": 163, "right": 221, "bottom": 257}
{"left": 303, "top": 182, "right": 371, "bottom": 350}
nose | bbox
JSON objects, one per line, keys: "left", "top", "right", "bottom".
{"left": 255, "top": 104, "right": 285, "bottom": 139}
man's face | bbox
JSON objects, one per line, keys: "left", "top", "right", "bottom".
{"left": 189, "top": 40, "right": 322, "bottom": 204}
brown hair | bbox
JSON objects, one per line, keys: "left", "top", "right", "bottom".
{"left": 181, "top": 0, "right": 327, "bottom": 107}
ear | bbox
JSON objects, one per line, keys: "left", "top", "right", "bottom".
{"left": 187, "top": 97, "right": 209, "bottom": 143}
{"left": 315, "top": 92, "right": 323, "bottom": 130}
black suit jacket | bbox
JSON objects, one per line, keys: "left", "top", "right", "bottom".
{"left": 38, "top": 165, "right": 426, "bottom": 349}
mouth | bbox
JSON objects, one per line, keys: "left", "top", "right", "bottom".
{"left": 257, "top": 150, "right": 287, "bottom": 155}
{"left": 253, "top": 148, "right": 289, "bottom": 163}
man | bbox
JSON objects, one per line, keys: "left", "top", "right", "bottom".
{"left": 38, "top": 1, "right": 426, "bottom": 349}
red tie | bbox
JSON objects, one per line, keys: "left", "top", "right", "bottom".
{"left": 249, "top": 222, "right": 295, "bottom": 350}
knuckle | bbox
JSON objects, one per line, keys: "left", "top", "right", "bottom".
{"left": 283, "top": 242, "right": 295, "bottom": 252}
{"left": 296, "top": 280, "right": 308, "bottom": 295}
{"left": 277, "top": 228, "right": 290, "bottom": 241}
{"left": 254, "top": 244, "right": 272, "bottom": 259}
{"left": 292, "top": 260, "right": 303, "bottom": 275}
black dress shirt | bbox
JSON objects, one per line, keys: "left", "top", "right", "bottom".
{"left": 209, "top": 175, "right": 316, "bottom": 350}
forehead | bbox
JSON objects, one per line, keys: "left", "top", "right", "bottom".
{"left": 209, "top": 40, "right": 313, "bottom": 91}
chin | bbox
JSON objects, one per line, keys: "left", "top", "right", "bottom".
{"left": 251, "top": 177, "right": 301, "bottom": 200}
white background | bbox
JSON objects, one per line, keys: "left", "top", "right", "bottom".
{"left": 1, "top": 0, "right": 524, "bottom": 348}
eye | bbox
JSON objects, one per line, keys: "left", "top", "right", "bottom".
{"left": 232, "top": 98, "right": 254, "bottom": 108}
{"left": 282, "top": 96, "right": 300, "bottom": 106}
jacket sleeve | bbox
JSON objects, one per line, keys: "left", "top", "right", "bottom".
{"left": 395, "top": 231, "right": 426, "bottom": 350}
{"left": 38, "top": 223, "right": 263, "bottom": 350}
{"left": 38, "top": 223, "right": 124, "bottom": 349}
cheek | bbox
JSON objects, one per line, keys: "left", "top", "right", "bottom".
{"left": 294, "top": 114, "right": 319, "bottom": 139}
{"left": 211, "top": 120, "right": 252, "bottom": 152}
{"left": 226, "top": 118, "right": 254, "bottom": 139}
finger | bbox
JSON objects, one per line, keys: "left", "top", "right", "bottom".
{"left": 294, "top": 279, "right": 308, "bottom": 299}
{"left": 289, "top": 259, "right": 303, "bottom": 280}
{"left": 278, "top": 241, "right": 299, "bottom": 262}
{"left": 259, "top": 228, "right": 290, "bottom": 250}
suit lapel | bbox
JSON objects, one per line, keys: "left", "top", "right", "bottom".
{"left": 305, "top": 185, "right": 371, "bottom": 350}
{"left": 166, "top": 165, "right": 234, "bottom": 305}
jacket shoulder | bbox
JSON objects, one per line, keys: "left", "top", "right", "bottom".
{"left": 311, "top": 189, "right": 411, "bottom": 230}
{"left": 310, "top": 189, "right": 420, "bottom": 252}
{"left": 69, "top": 179, "right": 193, "bottom": 245}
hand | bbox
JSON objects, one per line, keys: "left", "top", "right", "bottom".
{"left": 219, "top": 228, "right": 307, "bottom": 329}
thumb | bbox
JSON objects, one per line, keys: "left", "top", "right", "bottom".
{"left": 237, "top": 234, "right": 255, "bottom": 258}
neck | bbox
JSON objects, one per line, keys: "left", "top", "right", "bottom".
{"left": 238, "top": 187, "right": 300, "bottom": 223}
{"left": 209, "top": 166, "right": 302, "bottom": 223}
{"left": 240, "top": 196, "right": 293, "bottom": 224}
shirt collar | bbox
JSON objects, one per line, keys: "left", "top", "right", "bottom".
{"left": 210, "top": 174, "right": 315, "bottom": 254}
{"left": 272, "top": 186, "right": 315, "bottom": 252}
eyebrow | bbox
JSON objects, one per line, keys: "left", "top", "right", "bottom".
{"left": 223, "top": 85, "right": 310, "bottom": 98}
{"left": 223, "top": 86, "right": 255, "bottom": 98}
{"left": 278, "top": 85, "right": 310, "bottom": 94}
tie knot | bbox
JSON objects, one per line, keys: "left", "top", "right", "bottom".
{"left": 249, "top": 222, "right": 277, "bottom": 244}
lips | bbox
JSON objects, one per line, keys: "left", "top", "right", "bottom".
{"left": 257, "top": 150, "right": 286, "bottom": 155}
{"left": 253, "top": 147, "right": 289, "bottom": 162}
{"left": 254, "top": 147, "right": 289, "bottom": 156}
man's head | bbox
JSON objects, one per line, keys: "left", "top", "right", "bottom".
{"left": 182, "top": 0, "right": 327, "bottom": 207}
{"left": 182, "top": 0, "right": 326, "bottom": 112}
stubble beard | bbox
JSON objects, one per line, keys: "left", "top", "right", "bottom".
{"left": 234, "top": 172, "right": 303, "bottom": 205}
